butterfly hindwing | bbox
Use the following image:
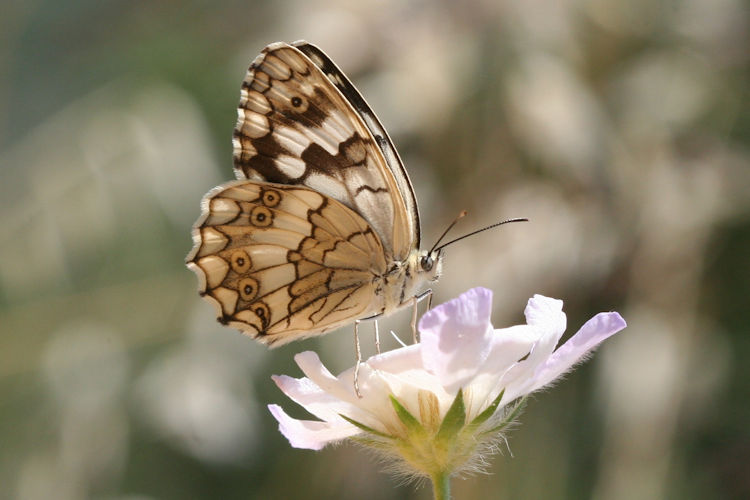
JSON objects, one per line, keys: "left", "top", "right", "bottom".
{"left": 231, "top": 42, "right": 418, "bottom": 262}
{"left": 187, "top": 180, "right": 387, "bottom": 345}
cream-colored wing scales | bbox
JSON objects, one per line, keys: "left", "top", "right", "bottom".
{"left": 232, "top": 42, "right": 416, "bottom": 262}
{"left": 186, "top": 181, "right": 387, "bottom": 345}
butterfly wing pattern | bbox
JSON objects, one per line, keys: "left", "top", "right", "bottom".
{"left": 187, "top": 41, "right": 442, "bottom": 346}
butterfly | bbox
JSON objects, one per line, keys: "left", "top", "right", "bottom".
{"left": 187, "top": 41, "right": 445, "bottom": 346}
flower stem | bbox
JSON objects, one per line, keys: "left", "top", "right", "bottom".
{"left": 430, "top": 470, "right": 451, "bottom": 500}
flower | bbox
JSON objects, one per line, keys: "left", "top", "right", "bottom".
{"left": 268, "top": 288, "right": 626, "bottom": 481}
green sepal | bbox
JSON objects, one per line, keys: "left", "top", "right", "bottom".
{"left": 480, "top": 396, "right": 527, "bottom": 436}
{"left": 390, "top": 395, "right": 425, "bottom": 435}
{"left": 339, "top": 413, "right": 393, "bottom": 439}
{"left": 350, "top": 435, "right": 394, "bottom": 450}
{"left": 467, "top": 389, "right": 505, "bottom": 429}
{"left": 436, "top": 389, "right": 466, "bottom": 443}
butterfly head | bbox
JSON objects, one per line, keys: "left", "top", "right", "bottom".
{"left": 418, "top": 249, "right": 443, "bottom": 282}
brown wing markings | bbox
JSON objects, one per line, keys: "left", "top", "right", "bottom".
{"left": 302, "top": 288, "right": 331, "bottom": 319}
{"left": 189, "top": 177, "right": 388, "bottom": 342}
{"left": 274, "top": 86, "right": 333, "bottom": 130}
{"left": 286, "top": 193, "right": 379, "bottom": 260}
{"left": 318, "top": 237, "right": 347, "bottom": 266}
{"left": 190, "top": 181, "right": 384, "bottom": 267}
{"left": 251, "top": 50, "right": 330, "bottom": 116}
{"left": 306, "top": 193, "right": 383, "bottom": 261}
{"left": 201, "top": 196, "right": 248, "bottom": 227}
{"left": 238, "top": 263, "right": 333, "bottom": 301}
{"left": 201, "top": 190, "right": 382, "bottom": 335}
{"left": 208, "top": 191, "right": 376, "bottom": 263}
{"left": 234, "top": 128, "right": 375, "bottom": 187}
{"left": 305, "top": 196, "right": 381, "bottom": 260}
{"left": 283, "top": 189, "right": 358, "bottom": 243}
{"left": 259, "top": 241, "right": 375, "bottom": 336}
{"left": 300, "top": 267, "right": 372, "bottom": 320}
{"left": 200, "top": 193, "right": 382, "bottom": 285}
{"left": 207, "top": 243, "right": 373, "bottom": 314}
{"left": 232, "top": 46, "right": 407, "bottom": 256}
{"left": 259, "top": 59, "right": 348, "bottom": 131}
{"left": 313, "top": 226, "right": 380, "bottom": 269}
{"left": 355, "top": 185, "right": 388, "bottom": 196}
{"left": 338, "top": 134, "right": 368, "bottom": 166}
{"left": 234, "top": 67, "right": 345, "bottom": 177}
{"left": 229, "top": 260, "right": 371, "bottom": 336}
{"left": 294, "top": 41, "right": 421, "bottom": 249}
{"left": 310, "top": 279, "right": 370, "bottom": 325}
{"left": 233, "top": 128, "right": 292, "bottom": 182}
{"left": 256, "top": 77, "right": 385, "bottom": 193}
{"left": 267, "top": 282, "right": 365, "bottom": 333}
{"left": 216, "top": 251, "right": 368, "bottom": 279}
{"left": 298, "top": 133, "right": 373, "bottom": 177}
{"left": 257, "top": 53, "right": 295, "bottom": 82}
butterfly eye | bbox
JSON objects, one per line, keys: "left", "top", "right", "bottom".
{"left": 420, "top": 255, "right": 434, "bottom": 272}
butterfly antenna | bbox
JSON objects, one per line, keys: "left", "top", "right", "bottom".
{"left": 429, "top": 210, "right": 468, "bottom": 255}
{"left": 435, "top": 218, "right": 528, "bottom": 252}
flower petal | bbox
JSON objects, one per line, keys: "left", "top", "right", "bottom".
{"left": 267, "top": 404, "right": 358, "bottom": 450}
{"left": 418, "top": 287, "right": 494, "bottom": 393}
{"left": 464, "top": 325, "right": 539, "bottom": 412}
{"left": 524, "top": 294, "right": 567, "bottom": 351}
{"left": 365, "top": 348, "right": 454, "bottom": 418}
{"left": 366, "top": 344, "right": 423, "bottom": 373}
{"left": 294, "top": 351, "right": 359, "bottom": 402}
{"left": 271, "top": 374, "right": 358, "bottom": 423}
{"left": 525, "top": 294, "right": 563, "bottom": 324}
{"left": 528, "top": 311, "right": 627, "bottom": 391}
{"left": 367, "top": 346, "right": 445, "bottom": 396}
{"left": 493, "top": 296, "right": 568, "bottom": 401}
{"left": 291, "top": 352, "right": 401, "bottom": 429}
{"left": 486, "top": 325, "right": 542, "bottom": 372}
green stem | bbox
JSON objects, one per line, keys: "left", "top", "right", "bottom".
{"left": 431, "top": 470, "right": 451, "bottom": 500}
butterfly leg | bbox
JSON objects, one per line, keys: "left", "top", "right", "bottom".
{"left": 410, "top": 297, "right": 419, "bottom": 344}
{"left": 418, "top": 288, "right": 433, "bottom": 311}
{"left": 374, "top": 320, "right": 381, "bottom": 354}
{"left": 353, "top": 320, "right": 363, "bottom": 398}
{"left": 410, "top": 289, "right": 433, "bottom": 343}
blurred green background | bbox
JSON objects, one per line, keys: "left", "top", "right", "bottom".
{"left": 2, "top": 1, "right": 748, "bottom": 499}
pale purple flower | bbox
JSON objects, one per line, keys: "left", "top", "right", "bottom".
{"left": 268, "top": 288, "right": 626, "bottom": 477}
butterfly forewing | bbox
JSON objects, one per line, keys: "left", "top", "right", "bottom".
{"left": 188, "top": 181, "right": 388, "bottom": 345}
{"left": 231, "top": 42, "right": 418, "bottom": 261}
{"left": 293, "top": 42, "right": 421, "bottom": 250}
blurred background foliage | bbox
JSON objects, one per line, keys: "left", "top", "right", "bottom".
{"left": 1, "top": 0, "right": 748, "bottom": 499}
